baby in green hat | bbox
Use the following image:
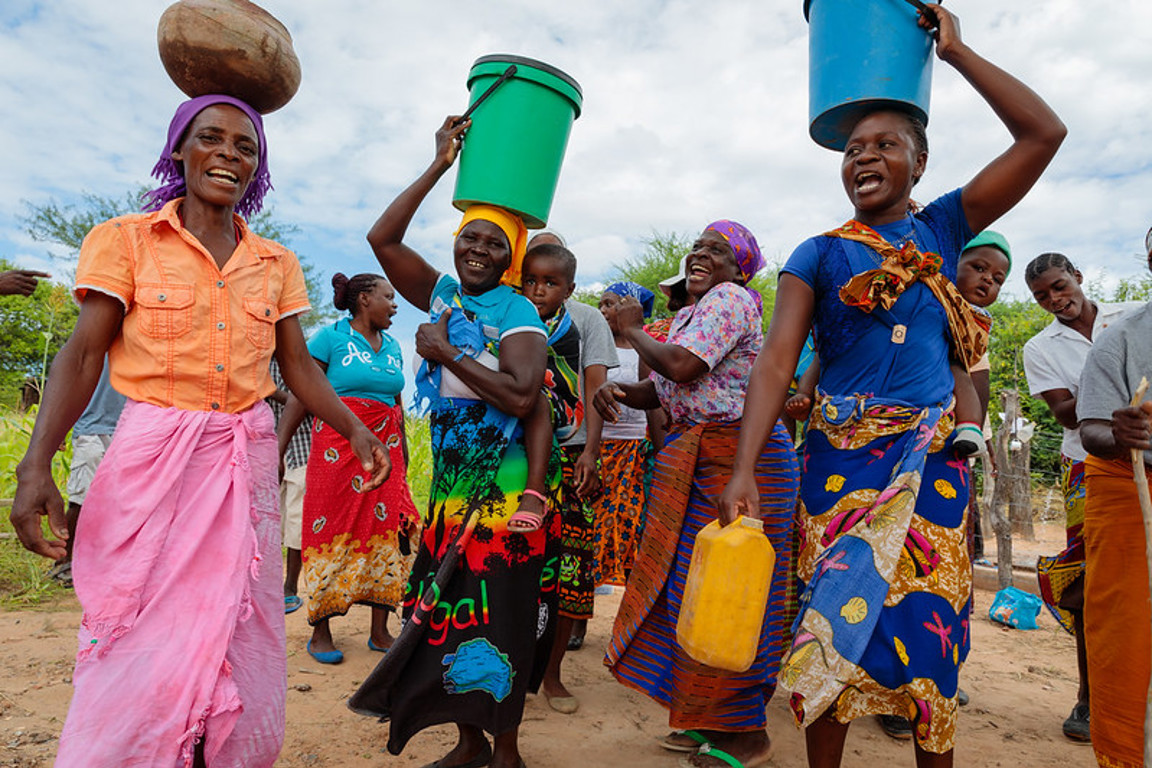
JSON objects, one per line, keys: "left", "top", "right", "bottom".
{"left": 951, "top": 230, "right": 1012, "bottom": 456}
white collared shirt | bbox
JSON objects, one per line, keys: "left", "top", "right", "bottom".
{"left": 1022, "top": 301, "right": 1142, "bottom": 460}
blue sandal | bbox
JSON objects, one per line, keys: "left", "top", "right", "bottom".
{"left": 284, "top": 595, "right": 303, "bottom": 614}
{"left": 306, "top": 640, "right": 343, "bottom": 665}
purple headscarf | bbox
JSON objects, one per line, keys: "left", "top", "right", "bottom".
{"left": 704, "top": 219, "right": 765, "bottom": 314}
{"left": 142, "top": 94, "right": 272, "bottom": 219}
{"left": 704, "top": 220, "right": 765, "bottom": 285}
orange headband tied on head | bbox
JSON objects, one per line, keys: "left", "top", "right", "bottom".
{"left": 454, "top": 205, "right": 529, "bottom": 289}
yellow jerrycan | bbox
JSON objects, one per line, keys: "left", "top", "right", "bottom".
{"left": 676, "top": 516, "right": 776, "bottom": 672}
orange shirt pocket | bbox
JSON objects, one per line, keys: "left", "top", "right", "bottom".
{"left": 243, "top": 295, "right": 279, "bottom": 350}
{"left": 135, "top": 282, "right": 194, "bottom": 339}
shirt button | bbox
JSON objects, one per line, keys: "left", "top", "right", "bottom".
{"left": 216, "top": 280, "right": 225, "bottom": 288}
{"left": 217, "top": 322, "right": 226, "bottom": 330}
{"left": 211, "top": 402, "right": 220, "bottom": 410}
{"left": 157, "top": 293, "right": 167, "bottom": 302}
{"left": 216, "top": 364, "right": 224, "bottom": 372}
{"left": 265, "top": 308, "right": 271, "bottom": 317}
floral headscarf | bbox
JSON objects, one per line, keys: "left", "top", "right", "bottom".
{"left": 704, "top": 219, "right": 765, "bottom": 285}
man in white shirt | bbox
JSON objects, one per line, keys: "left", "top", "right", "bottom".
{"left": 1022, "top": 250, "right": 1141, "bottom": 742}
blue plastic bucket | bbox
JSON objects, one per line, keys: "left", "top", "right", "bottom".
{"left": 805, "top": 0, "right": 934, "bottom": 150}
{"left": 452, "top": 54, "right": 582, "bottom": 229}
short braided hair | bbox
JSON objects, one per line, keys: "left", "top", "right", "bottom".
{"left": 1024, "top": 252, "right": 1077, "bottom": 286}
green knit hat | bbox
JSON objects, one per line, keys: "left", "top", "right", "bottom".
{"left": 962, "top": 230, "right": 1012, "bottom": 273}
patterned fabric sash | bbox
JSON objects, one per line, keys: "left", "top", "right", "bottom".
{"left": 783, "top": 395, "right": 944, "bottom": 725}
{"left": 827, "top": 221, "right": 991, "bottom": 371}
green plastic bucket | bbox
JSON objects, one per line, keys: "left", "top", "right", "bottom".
{"left": 452, "top": 54, "right": 583, "bottom": 229}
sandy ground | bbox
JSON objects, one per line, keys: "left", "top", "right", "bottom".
{"left": 0, "top": 521, "right": 1096, "bottom": 768}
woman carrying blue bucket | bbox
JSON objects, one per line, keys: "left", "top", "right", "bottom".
{"left": 720, "top": 5, "right": 1065, "bottom": 768}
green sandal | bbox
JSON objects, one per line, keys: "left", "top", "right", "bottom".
{"left": 679, "top": 741, "right": 775, "bottom": 768}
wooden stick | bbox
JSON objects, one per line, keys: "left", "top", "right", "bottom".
{"left": 1129, "top": 376, "right": 1151, "bottom": 768}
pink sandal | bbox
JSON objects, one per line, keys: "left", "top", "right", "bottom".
{"left": 508, "top": 488, "right": 547, "bottom": 532}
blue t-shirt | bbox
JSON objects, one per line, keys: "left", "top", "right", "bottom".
{"left": 308, "top": 318, "right": 405, "bottom": 405}
{"left": 782, "top": 188, "right": 973, "bottom": 407}
{"left": 429, "top": 273, "right": 546, "bottom": 348}
{"left": 74, "top": 358, "right": 127, "bottom": 436}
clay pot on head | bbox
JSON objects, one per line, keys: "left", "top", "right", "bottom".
{"left": 158, "top": 0, "right": 301, "bottom": 114}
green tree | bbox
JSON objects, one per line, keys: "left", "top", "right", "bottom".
{"left": 0, "top": 260, "right": 79, "bottom": 407}
{"left": 986, "top": 297, "right": 1062, "bottom": 483}
{"left": 20, "top": 190, "right": 334, "bottom": 330}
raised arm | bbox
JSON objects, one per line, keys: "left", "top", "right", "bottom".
{"left": 718, "top": 274, "right": 815, "bottom": 524}
{"left": 366, "top": 116, "right": 471, "bottom": 312}
{"left": 13, "top": 293, "right": 123, "bottom": 558}
{"left": 920, "top": 5, "right": 1066, "bottom": 233}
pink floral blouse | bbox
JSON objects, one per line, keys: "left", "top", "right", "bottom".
{"left": 652, "top": 282, "right": 762, "bottom": 425}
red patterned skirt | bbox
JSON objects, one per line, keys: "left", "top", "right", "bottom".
{"left": 302, "top": 397, "right": 419, "bottom": 624}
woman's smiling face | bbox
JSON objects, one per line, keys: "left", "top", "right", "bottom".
{"left": 453, "top": 220, "right": 511, "bottom": 294}
{"left": 171, "top": 104, "right": 259, "bottom": 210}
{"left": 841, "top": 111, "right": 927, "bottom": 226}
{"left": 685, "top": 230, "right": 740, "bottom": 299}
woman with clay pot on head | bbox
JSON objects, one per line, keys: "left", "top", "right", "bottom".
{"left": 11, "top": 95, "right": 390, "bottom": 768}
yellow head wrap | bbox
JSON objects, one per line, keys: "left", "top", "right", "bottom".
{"left": 454, "top": 205, "right": 529, "bottom": 289}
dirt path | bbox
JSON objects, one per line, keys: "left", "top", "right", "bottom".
{"left": 0, "top": 523, "right": 1095, "bottom": 767}
{"left": 0, "top": 594, "right": 1096, "bottom": 768}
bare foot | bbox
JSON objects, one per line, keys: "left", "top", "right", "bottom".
{"left": 427, "top": 736, "right": 491, "bottom": 768}
{"left": 685, "top": 730, "right": 772, "bottom": 768}
{"left": 368, "top": 629, "right": 394, "bottom": 651}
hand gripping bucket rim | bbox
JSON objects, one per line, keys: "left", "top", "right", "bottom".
{"left": 804, "top": 0, "right": 933, "bottom": 151}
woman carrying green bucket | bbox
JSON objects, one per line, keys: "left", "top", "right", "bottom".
{"left": 720, "top": 5, "right": 1065, "bottom": 768}
{"left": 352, "top": 115, "right": 559, "bottom": 768}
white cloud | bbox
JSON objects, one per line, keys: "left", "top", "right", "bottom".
{"left": 2, "top": 0, "right": 1150, "bottom": 311}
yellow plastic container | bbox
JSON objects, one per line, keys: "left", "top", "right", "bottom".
{"left": 676, "top": 516, "right": 776, "bottom": 672}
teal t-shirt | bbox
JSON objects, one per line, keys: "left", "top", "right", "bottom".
{"left": 429, "top": 273, "right": 546, "bottom": 349}
{"left": 308, "top": 318, "right": 405, "bottom": 405}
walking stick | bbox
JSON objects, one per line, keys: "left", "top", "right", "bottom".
{"left": 1129, "top": 377, "right": 1151, "bottom": 768}
{"left": 348, "top": 505, "right": 482, "bottom": 717}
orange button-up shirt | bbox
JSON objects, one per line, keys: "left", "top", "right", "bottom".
{"left": 74, "top": 199, "right": 311, "bottom": 413}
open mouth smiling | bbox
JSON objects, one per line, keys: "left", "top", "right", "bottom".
{"left": 855, "top": 172, "right": 883, "bottom": 193}
{"left": 207, "top": 169, "right": 240, "bottom": 184}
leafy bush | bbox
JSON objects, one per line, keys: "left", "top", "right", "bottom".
{"left": 0, "top": 406, "right": 72, "bottom": 606}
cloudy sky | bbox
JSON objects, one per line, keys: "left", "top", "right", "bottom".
{"left": 3, "top": 0, "right": 1151, "bottom": 341}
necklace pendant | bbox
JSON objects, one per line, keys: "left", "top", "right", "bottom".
{"left": 891, "top": 324, "right": 907, "bottom": 344}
